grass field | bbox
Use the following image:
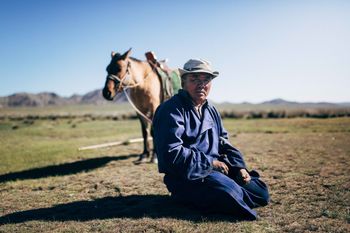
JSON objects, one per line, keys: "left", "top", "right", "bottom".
{"left": 0, "top": 116, "right": 349, "bottom": 232}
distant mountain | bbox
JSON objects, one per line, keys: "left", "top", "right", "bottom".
{"left": 261, "top": 98, "right": 298, "bottom": 105}
{"left": 3, "top": 92, "right": 66, "bottom": 107}
{"left": 0, "top": 89, "right": 127, "bottom": 107}
{"left": 260, "top": 98, "right": 346, "bottom": 108}
{"left": 338, "top": 102, "right": 350, "bottom": 107}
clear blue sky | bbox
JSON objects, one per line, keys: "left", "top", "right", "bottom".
{"left": 0, "top": 0, "right": 349, "bottom": 103}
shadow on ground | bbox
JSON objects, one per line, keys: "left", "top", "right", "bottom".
{"left": 0, "top": 154, "right": 139, "bottom": 183}
{"left": 0, "top": 194, "right": 239, "bottom": 224}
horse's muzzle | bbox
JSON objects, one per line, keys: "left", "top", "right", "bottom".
{"left": 102, "top": 87, "right": 114, "bottom": 101}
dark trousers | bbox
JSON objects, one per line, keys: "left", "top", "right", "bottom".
{"left": 164, "top": 170, "right": 269, "bottom": 220}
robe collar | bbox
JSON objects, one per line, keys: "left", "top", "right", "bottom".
{"left": 178, "top": 89, "right": 213, "bottom": 134}
{"left": 178, "top": 89, "right": 208, "bottom": 110}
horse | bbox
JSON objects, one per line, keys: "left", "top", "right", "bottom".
{"left": 102, "top": 48, "right": 165, "bottom": 164}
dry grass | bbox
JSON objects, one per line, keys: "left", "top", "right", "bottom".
{"left": 0, "top": 118, "right": 349, "bottom": 232}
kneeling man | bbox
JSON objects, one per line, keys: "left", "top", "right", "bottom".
{"left": 153, "top": 58, "right": 269, "bottom": 220}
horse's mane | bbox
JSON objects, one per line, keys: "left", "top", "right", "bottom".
{"left": 130, "top": 57, "right": 143, "bottom": 63}
{"left": 111, "top": 54, "right": 144, "bottom": 63}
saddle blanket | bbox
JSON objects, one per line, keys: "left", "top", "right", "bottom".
{"left": 156, "top": 67, "right": 181, "bottom": 101}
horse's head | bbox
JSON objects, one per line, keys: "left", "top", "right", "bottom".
{"left": 102, "top": 48, "right": 132, "bottom": 100}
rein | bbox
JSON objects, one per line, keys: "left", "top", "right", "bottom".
{"left": 122, "top": 88, "right": 152, "bottom": 124}
{"left": 107, "top": 61, "right": 155, "bottom": 124}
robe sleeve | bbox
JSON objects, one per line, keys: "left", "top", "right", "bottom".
{"left": 153, "top": 106, "right": 214, "bottom": 181}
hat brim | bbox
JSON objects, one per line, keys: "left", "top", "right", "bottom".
{"left": 179, "top": 68, "right": 219, "bottom": 78}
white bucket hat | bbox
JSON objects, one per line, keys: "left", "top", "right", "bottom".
{"left": 179, "top": 58, "right": 219, "bottom": 78}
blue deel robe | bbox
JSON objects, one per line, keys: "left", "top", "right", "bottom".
{"left": 153, "top": 89, "right": 269, "bottom": 220}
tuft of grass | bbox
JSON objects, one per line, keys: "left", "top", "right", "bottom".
{"left": 322, "top": 210, "right": 339, "bottom": 219}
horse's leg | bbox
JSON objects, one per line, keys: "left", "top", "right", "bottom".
{"left": 134, "top": 116, "right": 150, "bottom": 164}
{"left": 150, "top": 126, "right": 158, "bottom": 164}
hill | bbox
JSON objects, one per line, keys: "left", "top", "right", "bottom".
{"left": 214, "top": 98, "right": 350, "bottom": 112}
{"left": 260, "top": 98, "right": 343, "bottom": 108}
{"left": 0, "top": 89, "right": 127, "bottom": 107}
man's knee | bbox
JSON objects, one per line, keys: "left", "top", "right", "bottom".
{"left": 243, "top": 179, "right": 270, "bottom": 207}
{"left": 255, "top": 182, "right": 270, "bottom": 206}
{"left": 259, "top": 188, "right": 270, "bottom": 206}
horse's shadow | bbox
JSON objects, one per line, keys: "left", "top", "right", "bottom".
{"left": 0, "top": 154, "right": 139, "bottom": 183}
{"left": 0, "top": 194, "right": 238, "bottom": 224}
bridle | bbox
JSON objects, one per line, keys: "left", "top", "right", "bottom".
{"left": 106, "top": 60, "right": 155, "bottom": 124}
{"left": 106, "top": 61, "right": 141, "bottom": 92}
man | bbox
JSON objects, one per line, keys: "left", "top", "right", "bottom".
{"left": 152, "top": 59, "right": 269, "bottom": 220}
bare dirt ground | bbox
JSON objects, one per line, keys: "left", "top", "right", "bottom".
{"left": 0, "top": 118, "right": 349, "bottom": 232}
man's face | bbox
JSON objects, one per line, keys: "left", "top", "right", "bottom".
{"left": 182, "top": 73, "right": 213, "bottom": 105}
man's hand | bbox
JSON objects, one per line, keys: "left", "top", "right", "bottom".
{"left": 238, "top": 169, "right": 251, "bottom": 184}
{"left": 213, "top": 160, "right": 229, "bottom": 175}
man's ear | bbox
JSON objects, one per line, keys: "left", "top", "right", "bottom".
{"left": 121, "top": 48, "right": 132, "bottom": 60}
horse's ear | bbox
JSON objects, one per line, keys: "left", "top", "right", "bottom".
{"left": 111, "top": 51, "right": 116, "bottom": 58}
{"left": 121, "top": 48, "right": 132, "bottom": 60}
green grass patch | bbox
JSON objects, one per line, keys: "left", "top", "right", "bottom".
{"left": 0, "top": 118, "right": 141, "bottom": 173}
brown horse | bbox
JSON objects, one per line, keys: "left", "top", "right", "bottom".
{"left": 102, "top": 48, "right": 164, "bottom": 163}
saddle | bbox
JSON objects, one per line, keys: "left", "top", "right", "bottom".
{"left": 145, "top": 51, "right": 181, "bottom": 101}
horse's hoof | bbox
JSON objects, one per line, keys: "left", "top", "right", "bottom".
{"left": 150, "top": 157, "right": 158, "bottom": 164}
{"left": 133, "top": 156, "right": 148, "bottom": 165}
